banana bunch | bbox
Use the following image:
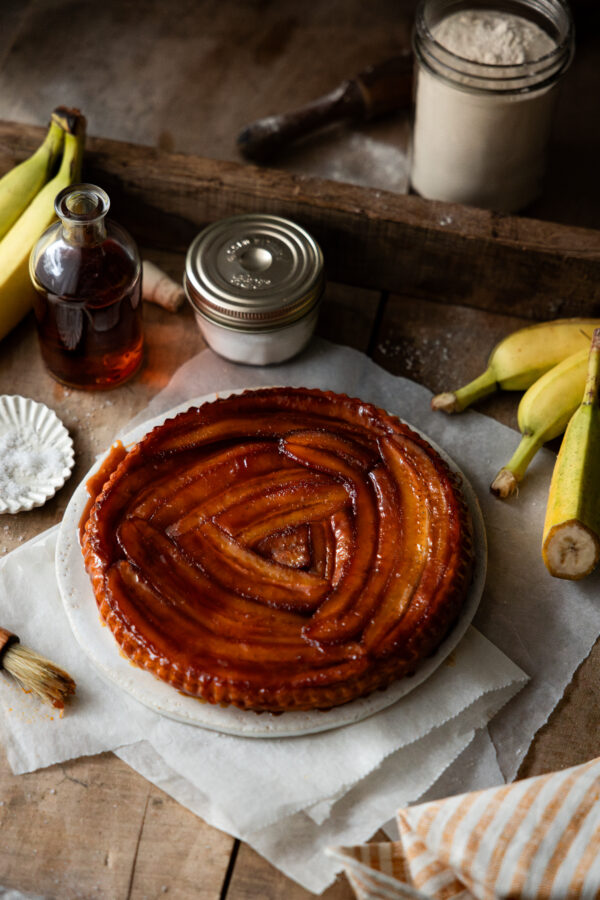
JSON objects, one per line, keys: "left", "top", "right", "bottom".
{"left": 0, "top": 107, "right": 86, "bottom": 342}
{"left": 432, "top": 318, "right": 600, "bottom": 494}
{"left": 490, "top": 347, "right": 590, "bottom": 498}
{"left": 542, "top": 329, "right": 600, "bottom": 580}
{"left": 432, "top": 317, "right": 600, "bottom": 579}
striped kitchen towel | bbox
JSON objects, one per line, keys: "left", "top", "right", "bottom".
{"left": 328, "top": 757, "right": 600, "bottom": 899}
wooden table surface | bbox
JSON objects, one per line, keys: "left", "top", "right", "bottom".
{"left": 0, "top": 2, "right": 599, "bottom": 898}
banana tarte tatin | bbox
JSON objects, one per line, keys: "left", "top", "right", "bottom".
{"left": 81, "top": 387, "right": 474, "bottom": 712}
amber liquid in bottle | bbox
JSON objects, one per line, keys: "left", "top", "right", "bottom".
{"left": 31, "top": 185, "right": 143, "bottom": 390}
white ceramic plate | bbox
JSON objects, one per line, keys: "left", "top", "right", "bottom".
{"left": 0, "top": 395, "right": 75, "bottom": 514}
{"left": 56, "top": 389, "right": 487, "bottom": 738}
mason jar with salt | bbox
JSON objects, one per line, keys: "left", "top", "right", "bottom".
{"left": 410, "top": 0, "right": 574, "bottom": 212}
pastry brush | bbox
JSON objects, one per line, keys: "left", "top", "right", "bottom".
{"left": 0, "top": 626, "right": 76, "bottom": 709}
{"left": 237, "top": 51, "right": 413, "bottom": 162}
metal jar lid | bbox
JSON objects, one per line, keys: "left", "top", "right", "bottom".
{"left": 184, "top": 214, "right": 324, "bottom": 332}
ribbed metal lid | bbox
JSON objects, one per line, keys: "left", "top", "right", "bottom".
{"left": 184, "top": 214, "right": 324, "bottom": 332}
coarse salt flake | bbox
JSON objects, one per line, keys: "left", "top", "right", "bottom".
{"left": 0, "top": 425, "right": 70, "bottom": 502}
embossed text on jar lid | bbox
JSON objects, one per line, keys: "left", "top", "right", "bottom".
{"left": 184, "top": 214, "right": 324, "bottom": 332}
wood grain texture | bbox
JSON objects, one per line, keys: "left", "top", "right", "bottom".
{"left": 1, "top": 122, "right": 600, "bottom": 321}
{"left": 373, "top": 294, "right": 531, "bottom": 428}
{"left": 227, "top": 828, "right": 390, "bottom": 899}
{"left": 127, "top": 788, "right": 234, "bottom": 900}
{"left": 228, "top": 842, "right": 355, "bottom": 900}
{"left": 0, "top": 751, "right": 234, "bottom": 900}
{"left": 0, "top": 0, "right": 598, "bottom": 230}
{"left": 65, "top": 140, "right": 600, "bottom": 321}
{"left": 0, "top": 0, "right": 413, "bottom": 159}
{"left": 517, "top": 640, "right": 600, "bottom": 778}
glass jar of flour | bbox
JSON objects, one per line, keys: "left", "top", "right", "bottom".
{"left": 410, "top": 0, "right": 574, "bottom": 212}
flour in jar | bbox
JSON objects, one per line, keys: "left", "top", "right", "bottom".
{"left": 433, "top": 10, "right": 556, "bottom": 65}
{"left": 410, "top": 3, "right": 570, "bottom": 212}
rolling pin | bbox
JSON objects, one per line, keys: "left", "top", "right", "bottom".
{"left": 237, "top": 52, "right": 413, "bottom": 163}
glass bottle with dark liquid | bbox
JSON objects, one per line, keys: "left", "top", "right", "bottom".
{"left": 30, "top": 183, "right": 143, "bottom": 389}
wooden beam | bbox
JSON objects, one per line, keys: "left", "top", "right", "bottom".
{"left": 1, "top": 121, "right": 599, "bottom": 320}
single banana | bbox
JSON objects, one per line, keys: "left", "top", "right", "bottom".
{"left": 432, "top": 318, "right": 600, "bottom": 413}
{"left": 490, "top": 347, "right": 590, "bottom": 498}
{"left": 542, "top": 329, "right": 600, "bottom": 579}
{"left": 0, "top": 117, "right": 64, "bottom": 240}
{"left": 0, "top": 112, "right": 85, "bottom": 342}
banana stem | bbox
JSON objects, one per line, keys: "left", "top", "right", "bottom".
{"left": 453, "top": 368, "right": 499, "bottom": 410}
{"left": 491, "top": 432, "right": 542, "bottom": 498}
{"left": 42, "top": 121, "right": 65, "bottom": 176}
{"left": 432, "top": 367, "right": 497, "bottom": 414}
{"left": 51, "top": 106, "right": 85, "bottom": 136}
{"left": 59, "top": 122, "right": 86, "bottom": 185}
{"left": 582, "top": 328, "right": 600, "bottom": 406}
{"left": 51, "top": 109, "right": 86, "bottom": 183}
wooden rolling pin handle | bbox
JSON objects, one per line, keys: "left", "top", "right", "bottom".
{"left": 0, "top": 627, "right": 19, "bottom": 668}
{"left": 237, "top": 79, "right": 364, "bottom": 162}
{"left": 237, "top": 51, "right": 413, "bottom": 163}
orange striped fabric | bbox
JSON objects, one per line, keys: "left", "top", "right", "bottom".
{"left": 328, "top": 757, "right": 600, "bottom": 900}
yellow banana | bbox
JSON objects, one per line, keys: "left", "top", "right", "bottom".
{"left": 432, "top": 318, "right": 600, "bottom": 413}
{"left": 0, "top": 113, "right": 85, "bottom": 342}
{"left": 490, "top": 346, "right": 589, "bottom": 498}
{"left": 0, "top": 119, "right": 65, "bottom": 240}
{"left": 542, "top": 329, "right": 600, "bottom": 579}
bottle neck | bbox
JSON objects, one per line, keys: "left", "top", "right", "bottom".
{"left": 55, "top": 184, "right": 110, "bottom": 247}
{"left": 61, "top": 217, "right": 107, "bottom": 246}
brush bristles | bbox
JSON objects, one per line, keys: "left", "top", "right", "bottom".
{"left": 3, "top": 644, "right": 76, "bottom": 708}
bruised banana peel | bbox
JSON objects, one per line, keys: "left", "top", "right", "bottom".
{"left": 432, "top": 318, "right": 600, "bottom": 414}
{"left": 490, "top": 347, "right": 590, "bottom": 498}
{"left": 542, "top": 329, "right": 600, "bottom": 579}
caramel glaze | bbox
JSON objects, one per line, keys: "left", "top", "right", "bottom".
{"left": 79, "top": 441, "right": 128, "bottom": 541}
{"left": 81, "top": 388, "right": 474, "bottom": 712}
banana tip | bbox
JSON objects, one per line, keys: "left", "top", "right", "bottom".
{"left": 490, "top": 468, "right": 519, "bottom": 499}
{"left": 431, "top": 392, "right": 458, "bottom": 414}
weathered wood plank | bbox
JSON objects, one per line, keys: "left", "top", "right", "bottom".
{"left": 128, "top": 788, "right": 234, "bottom": 900}
{"left": 0, "top": 751, "right": 235, "bottom": 900}
{"left": 373, "top": 293, "right": 532, "bottom": 428}
{"left": 1, "top": 122, "right": 600, "bottom": 320}
{"left": 227, "top": 827, "right": 391, "bottom": 898}
{"left": 227, "top": 841, "right": 355, "bottom": 900}
{"left": 517, "top": 639, "right": 600, "bottom": 779}
{"left": 319, "top": 282, "right": 382, "bottom": 354}
{"left": 76, "top": 141, "right": 600, "bottom": 322}
{"left": 0, "top": 0, "right": 414, "bottom": 159}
